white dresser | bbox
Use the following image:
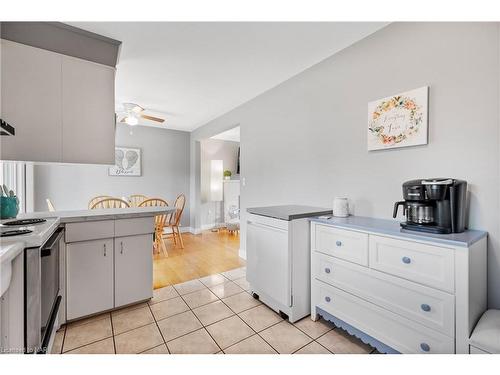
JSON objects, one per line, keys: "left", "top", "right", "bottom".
{"left": 310, "top": 216, "right": 487, "bottom": 354}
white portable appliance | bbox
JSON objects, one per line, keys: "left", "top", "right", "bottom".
{"left": 246, "top": 205, "right": 331, "bottom": 322}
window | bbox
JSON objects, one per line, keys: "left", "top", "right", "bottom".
{"left": 0, "top": 161, "right": 34, "bottom": 213}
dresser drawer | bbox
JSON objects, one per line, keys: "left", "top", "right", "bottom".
{"left": 314, "top": 280, "right": 455, "bottom": 353}
{"left": 313, "top": 224, "right": 368, "bottom": 266}
{"left": 313, "top": 253, "right": 455, "bottom": 336}
{"left": 368, "top": 235, "right": 455, "bottom": 293}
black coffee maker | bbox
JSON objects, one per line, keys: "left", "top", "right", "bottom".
{"left": 393, "top": 178, "right": 467, "bottom": 234}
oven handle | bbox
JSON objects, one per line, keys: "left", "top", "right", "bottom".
{"left": 40, "top": 228, "right": 64, "bottom": 258}
{"left": 37, "top": 295, "right": 61, "bottom": 354}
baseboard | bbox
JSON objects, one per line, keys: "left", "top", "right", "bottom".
{"left": 238, "top": 248, "right": 247, "bottom": 260}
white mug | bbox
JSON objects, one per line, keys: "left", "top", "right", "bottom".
{"left": 333, "top": 197, "right": 349, "bottom": 217}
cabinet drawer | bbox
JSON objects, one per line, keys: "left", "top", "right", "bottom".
{"left": 313, "top": 225, "right": 368, "bottom": 266}
{"left": 313, "top": 253, "right": 455, "bottom": 336}
{"left": 65, "top": 220, "right": 114, "bottom": 242}
{"left": 114, "top": 217, "right": 155, "bottom": 237}
{"left": 369, "top": 235, "right": 455, "bottom": 293}
{"left": 314, "top": 280, "right": 455, "bottom": 353}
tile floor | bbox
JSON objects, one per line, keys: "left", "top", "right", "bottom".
{"left": 51, "top": 266, "right": 378, "bottom": 354}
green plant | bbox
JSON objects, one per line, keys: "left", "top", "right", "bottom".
{"left": 223, "top": 170, "right": 232, "bottom": 178}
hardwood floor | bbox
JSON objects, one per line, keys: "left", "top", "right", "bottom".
{"left": 153, "top": 230, "right": 245, "bottom": 288}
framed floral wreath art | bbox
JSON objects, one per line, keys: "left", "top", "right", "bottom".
{"left": 367, "top": 86, "right": 428, "bottom": 151}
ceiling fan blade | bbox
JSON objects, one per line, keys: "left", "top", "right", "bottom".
{"left": 141, "top": 114, "right": 165, "bottom": 123}
{"left": 119, "top": 117, "right": 127, "bottom": 123}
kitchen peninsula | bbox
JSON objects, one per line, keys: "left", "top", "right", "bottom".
{"left": 0, "top": 206, "right": 176, "bottom": 353}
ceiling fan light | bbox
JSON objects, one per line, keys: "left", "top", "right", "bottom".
{"left": 125, "top": 116, "right": 138, "bottom": 126}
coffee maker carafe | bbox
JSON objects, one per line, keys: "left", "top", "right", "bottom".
{"left": 393, "top": 178, "right": 467, "bottom": 234}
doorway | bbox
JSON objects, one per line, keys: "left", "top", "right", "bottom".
{"left": 153, "top": 126, "right": 244, "bottom": 288}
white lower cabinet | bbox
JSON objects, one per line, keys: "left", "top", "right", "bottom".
{"left": 66, "top": 239, "right": 114, "bottom": 320}
{"left": 114, "top": 234, "right": 153, "bottom": 307}
{"left": 311, "top": 222, "right": 487, "bottom": 354}
{"left": 65, "top": 218, "right": 154, "bottom": 321}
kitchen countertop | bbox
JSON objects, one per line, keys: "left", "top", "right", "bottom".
{"left": 15, "top": 206, "right": 177, "bottom": 224}
{"left": 310, "top": 215, "right": 487, "bottom": 247}
{"left": 247, "top": 205, "right": 332, "bottom": 221}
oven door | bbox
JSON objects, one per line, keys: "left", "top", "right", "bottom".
{"left": 25, "top": 227, "right": 63, "bottom": 353}
{"left": 40, "top": 228, "right": 63, "bottom": 353}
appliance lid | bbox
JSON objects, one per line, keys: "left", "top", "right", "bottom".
{"left": 421, "top": 178, "right": 453, "bottom": 185}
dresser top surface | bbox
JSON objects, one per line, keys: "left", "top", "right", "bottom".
{"left": 310, "top": 215, "right": 487, "bottom": 247}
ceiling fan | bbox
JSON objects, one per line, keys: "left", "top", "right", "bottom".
{"left": 117, "top": 103, "right": 165, "bottom": 126}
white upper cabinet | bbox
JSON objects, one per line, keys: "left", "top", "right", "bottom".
{"left": 0, "top": 40, "right": 116, "bottom": 164}
{"left": 62, "top": 56, "right": 115, "bottom": 164}
{"left": 0, "top": 40, "right": 63, "bottom": 162}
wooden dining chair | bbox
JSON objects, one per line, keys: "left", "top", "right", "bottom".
{"left": 165, "top": 194, "right": 186, "bottom": 249}
{"left": 138, "top": 198, "right": 169, "bottom": 257}
{"left": 90, "top": 198, "right": 130, "bottom": 209}
{"left": 88, "top": 195, "right": 112, "bottom": 209}
{"left": 128, "top": 194, "right": 148, "bottom": 207}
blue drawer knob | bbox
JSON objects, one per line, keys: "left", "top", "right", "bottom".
{"left": 325, "top": 296, "right": 331, "bottom": 303}
{"left": 421, "top": 304, "right": 431, "bottom": 312}
{"left": 402, "top": 256, "right": 411, "bottom": 264}
{"left": 420, "top": 343, "right": 430, "bottom": 352}
{"left": 325, "top": 267, "right": 331, "bottom": 274}
{"left": 336, "top": 240, "right": 342, "bottom": 247}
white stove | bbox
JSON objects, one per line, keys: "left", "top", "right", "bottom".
{"left": 0, "top": 217, "right": 60, "bottom": 248}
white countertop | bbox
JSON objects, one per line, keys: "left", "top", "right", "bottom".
{"left": 15, "top": 206, "right": 177, "bottom": 223}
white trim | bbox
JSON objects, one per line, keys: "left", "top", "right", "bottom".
{"left": 238, "top": 247, "right": 247, "bottom": 260}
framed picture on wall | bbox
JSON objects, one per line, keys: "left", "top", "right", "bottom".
{"left": 367, "top": 86, "right": 429, "bottom": 151}
{"left": 108, "top": 147, "right": 142, "bottom": 176}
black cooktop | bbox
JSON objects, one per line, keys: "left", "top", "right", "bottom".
{"left": 0, "top": 229, "right": 33, "bottom": 237}
{"left": 3, "top": 218, "right": 46, "bottom": 226}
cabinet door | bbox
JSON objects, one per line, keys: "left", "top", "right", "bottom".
{"left": 114, "top": 234, "right": 153, "bottom": 307}
{"left": 61, "top": 56, "right": 115, "bottom": 164}
{"left": 0, "top": 40, "right": 62, "bottom": 162}
{"left": 66, "top": 239, "right": 114, "bottom": 320}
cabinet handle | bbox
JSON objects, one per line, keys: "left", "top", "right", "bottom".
{"left": 420, "top": 343, "right": 430, "bottom": 352}
{"left": 402, "top": 256, "right": 411, "bottom": 264}
{"left": 120, "top": 241, "right": 124, "bottom": 254}
{"left": 325, "top": 296, "right": 331, "bottom": 303}
{"left": 421, "top": 304, "right": 431, "bottom": 312}
{"left": 324, "top": 267, "right": 331, "bottom": 274}
{"left": 103, "top": 243, "right": 107, "bottom": 257}
{"left": 335, "top": 241, "right": 342, "bottom": 247}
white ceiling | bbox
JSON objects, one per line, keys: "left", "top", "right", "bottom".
{"left": 69, "top": 22, "right": 388, "bottom": 132}
{"left": 211, "top": 126, "right": 240, "bottom": 142}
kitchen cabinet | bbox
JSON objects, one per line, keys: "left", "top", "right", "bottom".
{"left": 66, "top": 239, "right": 114, "bottom": 320}
{"left": 61, "top": 56, "right": 115, "bottom": 164}
{"left": 0, "top": 39, "right": 62, "bottom": 162}
{"left": 114, "top": 234, "right": 153, "bottom": 307}
{"left": 0, "top": 39, "right": 116, "bottom": 164}
{"left": 64, "top": 217, "right": 155, "bottom": 321}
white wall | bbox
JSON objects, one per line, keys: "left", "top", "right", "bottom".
{"left": 34, "top": 123, "right": 191, "bottom": 226}
{"left": 200, "top": 138, "right": 239, "bottom": 228}
{"left": 191, "top": 22, "right": 500, "bottom": 308}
